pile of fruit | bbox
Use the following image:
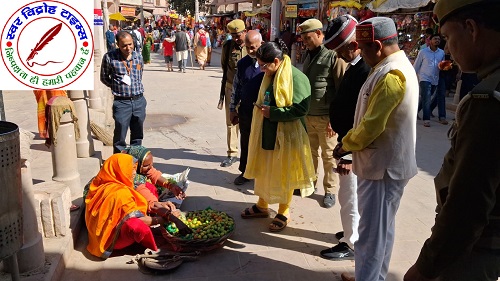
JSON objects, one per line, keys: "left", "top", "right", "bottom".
{"left": 165, "top": 209, "right": 235, "bottom": 240}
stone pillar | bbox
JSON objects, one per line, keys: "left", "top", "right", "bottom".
{"left": 16, "top": 161, "right": 45, "bottom": 272}
{"left": 89, "top": 0, "right": 105, "bottom": 110}
{"left": 51, "top": 112, "right": 81, "bottom": 198}
{"left": 68, "top": 90, "right": 95, "bottom": 158}
{"left": 270, "top": 0, "right": 281, "bottom": 41}
{"left": 291, "top": 43, "right": 297, "bottom": 66}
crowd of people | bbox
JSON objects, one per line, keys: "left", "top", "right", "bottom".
{"left": 88, "top": 0, "right": 499, "bottom": 280}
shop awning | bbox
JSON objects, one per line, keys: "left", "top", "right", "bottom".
{"left": 366, "top": 0, "right": 433, "bottom": 13}
{"left": 137, "top": 10, "right": 154, "bottom": 18}
{"left": 329, "top": 1, "right": 363, "bottom": 9}
{"left": 244, "top": 5, "right": 271, "bottom": 16}
{"left": 109, "top": 12, "right": 127, "bottom": 21}
{"left": 211, "top": 0, "right": 254, "bottom": 7}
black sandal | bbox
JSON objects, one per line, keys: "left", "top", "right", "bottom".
{"left": 269, "top": 214, "right": 288, "bottom": 232}
{"left": 241, "top": 204, "right": 269, "bottom": 219}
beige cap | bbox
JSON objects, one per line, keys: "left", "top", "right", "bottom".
{"left": 227, "top": 19, "right": 245, "bottom": 33}
{"left": 434, "top": 0, "right": 494, "bottom": 25}
{"left": 298, "top": 19, "right": 323, "bottom": 34}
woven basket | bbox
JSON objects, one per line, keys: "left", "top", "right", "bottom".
{"left": 160, "top": 215, "right": 235, "bottom": 253}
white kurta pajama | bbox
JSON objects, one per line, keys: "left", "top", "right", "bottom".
{"left": 342, "top": 50, "right": 419, "bottom": 281}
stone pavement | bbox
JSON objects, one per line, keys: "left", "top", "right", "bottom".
{"left": 1, "top": 48, "right": 456, "bottom": 281}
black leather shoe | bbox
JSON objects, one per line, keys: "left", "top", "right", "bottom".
{"left": 234, "top": 174, "right": 250, "bottom": 185}
{"left": 220, "top": 156, "right": 237, "bottom": 167}
{"left": 320, "top": 242, "right": 354, "bottom": 260}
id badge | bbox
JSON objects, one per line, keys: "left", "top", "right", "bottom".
{"left": 122, "top": 74, "right": 131, "bottom": 85}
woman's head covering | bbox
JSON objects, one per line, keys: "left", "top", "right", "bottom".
{"left": 85, "top": 153, "right": 149, "bottom": 258}
{"left": 123, "top": 145, "right": 151, "bottom": 187}
{"left": 91, "top": 153, "right": 135, "bottom": 189}
{"left": 123, "top": 145, "right": 150, "bottom": 173}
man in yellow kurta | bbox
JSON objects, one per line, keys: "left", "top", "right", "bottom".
{"left": 333, "top": 17, "right": 419, "bottom": 281}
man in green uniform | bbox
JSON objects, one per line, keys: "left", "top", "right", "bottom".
{"left": 299, "top": 19, "right": 346, "bottom": 208}
{"left": 220, "top": 19, "right": 248, "bottom": 167}
{"left": 404, "top": 0, "right": 500, "bottom": 280}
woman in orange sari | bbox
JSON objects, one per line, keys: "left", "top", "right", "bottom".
{"left": 85, "top": 154, "right": 172, "bottom": 259}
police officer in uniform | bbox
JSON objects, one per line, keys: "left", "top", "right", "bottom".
{"left": 298, "top": 19, "right": 346, "bottom": 208}
{"left": 220, "top": 19, "right": 248, "bottom": 167}
{"left": 405, "top": 0, "right": 500, "bottom": 280}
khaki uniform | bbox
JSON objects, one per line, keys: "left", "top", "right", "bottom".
{"left": 221, "top": 40, "right": 247, "bottom": 157}
{"left": 416, "top": 60, "right": 500, "bottom": 280}
{"left": 302, "top": 45, "right": 346, "bottom": 194}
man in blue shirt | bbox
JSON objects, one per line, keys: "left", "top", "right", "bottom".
{"left": 229, "top": 30, "right": 264, "bottom": 185}
{"left": 105, "top": 24, "right": 116, "bottom": 52}
{"left": 413, "top": 34, "right": 445, "bottom": 127}
{"left": 100, "top": 31, "right": 147, "bottom": 153}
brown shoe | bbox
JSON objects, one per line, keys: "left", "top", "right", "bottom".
{"left": 439, "top": 118, "right": 449, "bottom": 125}
{"left": 341, "top": 273, "right": 355, "bottom": 281}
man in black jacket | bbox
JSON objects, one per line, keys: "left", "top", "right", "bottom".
{"left": 319, "top": 15, "right": 371, "bottom": 267}
{"left": 173, "top": 26, "right": 191, "bottom": 73}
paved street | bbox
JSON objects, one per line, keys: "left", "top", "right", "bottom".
{"left": 2, "top": 48, "right": 456, "bottom": 281}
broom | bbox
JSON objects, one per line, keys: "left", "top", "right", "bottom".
{"left": 90, "top": 120, "right": 113, "bottom": 146}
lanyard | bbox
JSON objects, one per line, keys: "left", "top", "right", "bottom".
{"left": 122, "top": 60, "right": 132, "bottom": 75}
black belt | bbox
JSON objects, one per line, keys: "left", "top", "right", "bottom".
{"left": 114, "top": 94, "right": 143, "bottom": 100}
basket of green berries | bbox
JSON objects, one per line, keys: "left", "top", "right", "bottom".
{"left": 160, "top": 208, "right": 235, "bottom": 252}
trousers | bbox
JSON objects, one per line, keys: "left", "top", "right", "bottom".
{"left": 224, "top": 86, "right": 239, "bottom": 157}
{"left": 238, "top": 115, "right": 252, "bottom": 173}
{"left": 355, "top": 175, "right": 408, "bottom": 281}
{"left": 338, "top": 166, "right": 359, "bottom": 248}
{"left": 305, "top": 115, "right": 338, "bottom": 194}
{"left": 112, "top": 96, "right": 147, "bottom": 153}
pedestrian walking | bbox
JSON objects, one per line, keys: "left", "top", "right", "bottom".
{"left": 404, "top": 0, "right": 500, "bottom": 280}
{"left": 334, "top": 17, "right": 419, "bottom": 281}
{"left": 171, "top": 26, "right": 191, "bottom": 73}
{"left": 298, "top": 18, "right": 346, "bottom": 208}
{"left": 100, "top": 31, "right": 147, "bottom": 153}
{"left": 162, "top": 30, "right": 175, "bottom": 72}
{"left": 193, "top": 24, "right": 210, "bottom": 70}
{"left": 105, "top": 24, "right": 116, "bottom": 52}
{"left": 414, "top": 34, "right": 445, "bottom": 127}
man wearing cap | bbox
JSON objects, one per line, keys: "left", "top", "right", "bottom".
{"left": 319, "top": 15, "right": 370, "bottom": 261}
{"left": 171, "top": 26, "right": 191, "bottom": 73}
{"left": 298, "top": 18, "right": 346, "bottom": 208}
{"left": 404, "top": 1, "right": 500, "bottom": 280}
{"left": 333, "top": 17, "right": 419, "bottom": 281}
{"left": 220, "top": 19, "right": 248, "bottom": 167}
{"left": 229, "top": 30, "right": 264, "bottom": 185}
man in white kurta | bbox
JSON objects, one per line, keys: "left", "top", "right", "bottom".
{"left": 333, "top": 17, "right": 419, "bottom": 281}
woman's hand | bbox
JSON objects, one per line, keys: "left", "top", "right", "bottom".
{"left": 151, "top": 201, "right": 177, "bottom": 212}
{"left": 261, "top": 105, "right": 270, "bottom": 118}
{"left": 170, "top": 184, "right": 186, "bottom": 200}
{"left": 150, "top": 203, "right": 171, "bottom": 216}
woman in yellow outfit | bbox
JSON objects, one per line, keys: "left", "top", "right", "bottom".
{"left": 241, "top": 39, "right": 316, "bottom": 232}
